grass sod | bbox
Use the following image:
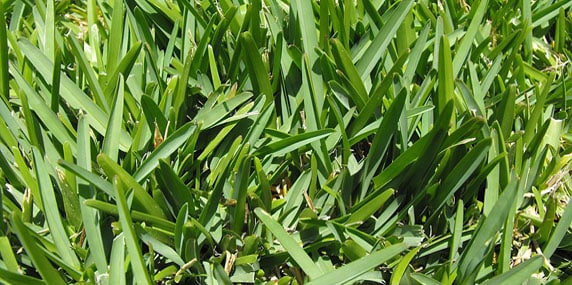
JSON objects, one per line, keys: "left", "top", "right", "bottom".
{"left": 0, "top": 0, "right": 571, "bottom": 284}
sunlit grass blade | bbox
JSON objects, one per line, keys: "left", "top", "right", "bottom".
{"left": 109, "top": 234, "right": 126, "bottom": 285}
{"left": 524, "top": 73, "right": 554, "bottom": 144}
{"left": 451, "top": 0, "right": 488, "bottom": 78}
{"left": 193, "top": 92, "right": 252, "bottom": 130}
{"left": 254, "top": 208, "right": 323, "bottom": 280}
{"left": 84, "top": 199, "right": 175, "bottom": 232}
{"left": 132, "top": 122, "right": 197, "bottom": 182}
{"left": 253, "top": 129, "right": 334, "bottom": 157}
{"left": 102, "top": 42, "right": 142, "bottom": 101}
{"left": 32, "top": 147, "right": 80, "bottom": 268}
{"left": 437, "top": 34, "right": 455, "bottom": 118}
{"left": 355, "top": 0, "right": 413, "bottom": 80}
{"left": 107, "top": 0, "right": 125, "bottom": 74}
{"left": 481, "top": 255, "right": 543, "bottom": 285}
{"left": 331, "top": 38, "right": 368, "bottom": 109}
{"left": 66, "top": 36, "right": 108, "bottom": 112}
{"left": 293, "top": 0, "right": 323, "bottom": 109}
{"left": 531, "top": 0, "right": 572, "bottom": 27}
{"left": 98, "top": 153, "right": 167, "bottom": 219}
{"left": 101, "top": 74, "right": 125, "bottom": 162}
{"left": 2, "top": 0, "right": 571, "bottom": 283}
{"left": 10, "top": 212, "right": 66, "bottom": 285}
{"left": 114, "top": 178, "right": 153, "bottom": 284}
{"left": 0, "top": 236, "right": 18, "bottom": 272}
{"left": 240, "top": 32, "right": 273, "bottom": 104}
{"left": 0, "top": 2, "right": 10, "bottom": 103}
{"left": 10, "top": 65, "right": 76, "bottom": 151}
{"left": 306, "top": 243, "right": 408, "bottom": 285}
{"left": 76, "top": 115, "right": 108, "bottom": 273}
{"left": 391, "top": 245, "right": 422, "bottom": 285}
{"left": 18, "top": 40, "right": 131, "bottom": 148}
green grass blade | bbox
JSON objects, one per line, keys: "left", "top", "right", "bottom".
{"left": 193, "top": 92, "right": 252, "bottom": 130}
{"left": 101, "top": 74, "right": 125, "bottom": 162}
{"left": 50, "top": 47, "right": 61, "bottom": 113}
{"left": 306, "top": 243, "right": 408, "bottom": 285}
{"left": 451, "top": 0, "right": 488, "bottom": 78}
{"left": 0, "top": 267, "right": 46, "bottom": 285}
{"left": 524, "top": 74, "right": 554, "bottom": 144}
{"left": 137, "top": 224, "right": 185, "bottom": 267}
{"left": 18, "top": 40, "right": 131, "bottom": 148}
{"left": 58, "top": 159, "right": 114, "bottom": 197}
{"left": 543, "top": 197, "right": 572, "bottom": 259}
{"left": 10, "top": 212, "right": 66, "bottom": 285}
{"left": 240, "top": 32, "right": 273, "bottom": 104}
{"left": 10, "top": 65, "right": 76, "bottom": 151}
{"left": 347, "top": 189, "right": 394, "bottom": 225}
{"left": 254, "top": 208, "right": 323, "bottom": 279}
{"left": 450, "top": 199, "right": 464, "bottom": 271}
{"left": 437, "top": 34, "right": 455, "bottom": 119}
{"left": 109, "top": 234, "right": 126, "bottom": 285}
{"left": 231, "top": 157, "right": 251, "bottom": 234}
{"left": 372, "top": 132, "right": 434, "bottom": 190}
{"left": 32, "top": 147, "right": 80, "bottom": 268}
{"left": 189, "top": 17, "right": 215, "bottom": 78}
{"left": 410, "top": 273, "right": 442, "bottom": 285}
{"left": 293, "top": 0, "right": 323, "bottom": 108}
{"left": 355, "top": 0, "right": 413, "bottom": 80}
{"left": 84, "top": 199, "right": 175, "bottom": 232}
{"left": 349, "top": 50, "right": 409, "bottom": 137}
{"left": 114, "top": 178, "right": 153, "bottom": 285}
{"left": 133, "top": 122, "right": 197, "bottom": 182}
{"left": 481, "top": 255, "right": 543, "bottom": 285}
{"left": 360, "top": 90, "right": 407, "bottom": 199}
{"left": 331, "top": 38, "right": 368, "bottom": 109}
{"left": 76, "top": 115, "right": 108, "bottom": 273}
{"left": 66, "top": 35, "right": 108, "bottom": 112}
{"left": 390, "top": 245, "right": 422, "bottom": 285}
{"left": 253, "top": 129, "right": 334, "bottom": 157}
{"left": 107, "top": 0, "right": 125, "bottom": 74}
{"left": 0, "top": 2, "right": 9, "bottom": 103}
{"left": 458, "top": 179, "right": 518, "bottom": 283}
{"left": 244, "top": 98, "right": 273, "bottom": 148}
{"left": 431, "top": 138, "right": 491, "bottom": 215}
{"left": 199, "top": 136, "right": 242, "bottom": 225}
{"left": 98, "top": 153, "right": 167, "bottom": 219}
{"left": 102, "top": 42, "right": 142, "bottom": 101}
{"left": 44, "top": 0, "right": 55, "bottom": 62}
{"left": 156, "top": 160, "right": 195, "bottom": 216}
{"left": 403, "top": 23, "right": 430, "bottom": 87}
{"left": 0, "top": 236, "right": 19, "bottom": 272}
{"left": 531, "top": 0, "right": 572, "bottom": 28}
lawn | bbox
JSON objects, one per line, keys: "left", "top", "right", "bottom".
{"left": 0, "top": 0, "right": 571, "bottom": 284}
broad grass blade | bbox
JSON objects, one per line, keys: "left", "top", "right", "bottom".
{"left": 306, "top": 243, "right": 408, "bottom": 285}
{"left": 114, "top": 178, "right": 153, "bottom": 284}
{"left": 481, "top": 255, "right": 543, "bottom": 285}
{"left": 254, "top": 208, "right": 323, "bottom": 280}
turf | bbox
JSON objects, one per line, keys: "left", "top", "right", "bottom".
{"left": 0, "top": 0, "right": 571, "bottom": 284}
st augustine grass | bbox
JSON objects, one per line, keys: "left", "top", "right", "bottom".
{"left": 0, "top": 0, "right": 571, "bottom": 284}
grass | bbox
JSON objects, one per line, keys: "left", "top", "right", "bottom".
{"left": 0, "top": 0, "right": 571, "bottom": 284}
